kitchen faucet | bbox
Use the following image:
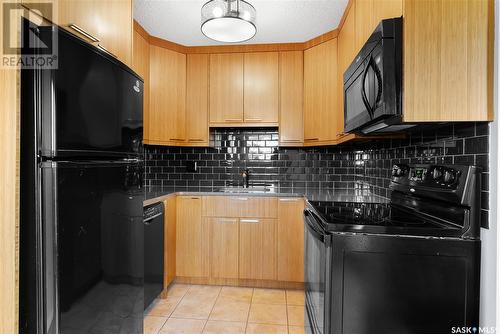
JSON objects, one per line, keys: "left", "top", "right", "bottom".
{"left": 241, "top": 169, "right": 250, "bottom": 188}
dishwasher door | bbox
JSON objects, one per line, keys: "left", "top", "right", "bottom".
{"left": 143, "top": 202, "right": 164, "bottom": 310}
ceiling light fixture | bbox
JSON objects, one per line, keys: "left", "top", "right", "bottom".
{"left": 201, "top": 0, "right": 256, "bottom": 43}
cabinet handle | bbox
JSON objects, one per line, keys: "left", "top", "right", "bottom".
{"left": 217, "top": 219, "right": 237, "bottom": 224}
{"left": 68, "top": 23, "right": 100, "bottom": 42}
{"left": 279, "top": 198, "right": 300, "bottom": 202}
{"left": 281, "top": 139, "right": 303, "bottom": 142}
{"left": 240, "top": 219, "right": 260, "bottom": 223}
{"left": 232, "top": 197, "right": 248, "bottom": 201}
{"left": 245, "top": 118, "right": 262, "bottom": 122}
{"left": 189, "top": 138, "right": 205, "bottom": 142}
{"left": 304, "top": 138, "right": 319, "bottom": 141}
{"left": 224, "top": 119, "right": 243, "bottom": 122}
{"left": 170, "top": 138, "right": 185, "bottom": 141}
{"left": 190, "top": 197, "right": 201, "bottom": 200}
{"left": 97, "top": 44, "right": 117, "bottom": 59}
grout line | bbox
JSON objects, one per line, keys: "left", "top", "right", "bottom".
{"left": 244, "top": 287, "right": 255, "bottom": 333}
{"left": 201, "top": 284, "right": 223, "bottom": 332}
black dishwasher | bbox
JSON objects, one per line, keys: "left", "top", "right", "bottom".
{"left": 143, "top": 202, "right": 164, "bottom": 310}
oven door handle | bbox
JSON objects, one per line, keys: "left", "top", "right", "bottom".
{"left": 304, "top": 209, "right": 326, "bottom": 243}
{"left": 361, "top": 58, "right": 374, "bottom": 120}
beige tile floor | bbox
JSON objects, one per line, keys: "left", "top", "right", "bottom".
{"left": 144, "top": 284, "right": 307, "bottom": 334}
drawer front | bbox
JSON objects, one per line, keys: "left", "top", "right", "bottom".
{"left": 203, "top": 196, "right": 278, "bottom": 218}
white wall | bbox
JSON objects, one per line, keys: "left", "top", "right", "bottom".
{"left": 480, "top": 0, "right": 499, "bottom": 327}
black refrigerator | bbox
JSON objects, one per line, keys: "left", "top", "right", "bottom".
{"left": 20, "top": 19, "right": 144, "bottom": 334}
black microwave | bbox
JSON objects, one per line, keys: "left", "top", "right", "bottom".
{"left": 344, "top": 18, "right": 409, "bottom": 134}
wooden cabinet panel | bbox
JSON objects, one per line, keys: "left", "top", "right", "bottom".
{"left": 372, "top": 0, "right": 403, "bottom": 27}
{"left": 58, "top": 0, "right": 133, "bottom": 66}
{"left": 209, "top": 53, "right": 244, "bottom": 124}
{"left": 132, "top": 28, "right": 150, "bottom": 142}
{"left": 149, "top": 45, "right": 186, "bottom": 144}
{"left": 239, "top": 219, "right": 277, "bottom": 280}
{"left": 277, "top": 198, "right": 305, "bottom": 282}
{"left": 355, "top": 0, "right": 374, "bottom": 52}
{"left": 203, "top": 196, "right": 278, "bottom": 218}
{"left": 279, "top": 51, "right": 304, "bottom": 146}
{"left": 244, "top": 52, "right": 279, "bottom": 124}
{"left": 164, "top": 196, "right": 176, "bottom": 287}
{"left": 186, "top": 54, "right": 209, "bottom": 145}
{"left": 403, "top": 0, "right": 493, "bottom": 121}
{"left": 209, "top": 218, "right": 239, "bottom": 279}
{"left": 176, "top": 196, "right": 209, "bottom": 277}
{"left": 304, "top": 39, "right": 339, "bottom": 144}
{"left": 337, "top": 3, "right": 356, "bottom": 137}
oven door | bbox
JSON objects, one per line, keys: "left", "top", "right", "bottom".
{"left": 304, "top": 209, "right": 332, "bottom": 334}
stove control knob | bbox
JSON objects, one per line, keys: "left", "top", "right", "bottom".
{"left": 443, "top": 170, "right": 455, "bottom": 184}
{"left": 432, "top": 168, "right": 443, "bottom": 180}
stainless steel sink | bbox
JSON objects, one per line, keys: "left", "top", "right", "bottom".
{"left": 218, "top": 186, "right": 271, "bottom": 194}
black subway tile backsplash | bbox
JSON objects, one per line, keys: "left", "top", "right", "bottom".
{"left": 145, "top": 122, "right": 490, "bottom": 227}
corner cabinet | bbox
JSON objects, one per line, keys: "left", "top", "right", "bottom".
{"left": 147, "top": 45, "right": 186, "bottom": 145}
{"left": 304, "top": 38, "right": 340, "bottom": 146}
{"left": 279, "top": 51, "right": 304, "bottom": 146}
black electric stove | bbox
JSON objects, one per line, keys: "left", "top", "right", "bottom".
{"left": 304, "top": 164, "right": 481, "bottom": 334}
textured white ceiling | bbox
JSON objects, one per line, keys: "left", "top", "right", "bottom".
{"left": 134, "top": 0, "right": 349, "bottom": 46}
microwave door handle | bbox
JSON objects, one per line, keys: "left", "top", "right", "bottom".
{"left": 370, "top": 57, "right": 383, "bottom": 111}
{"left": 361, "top": 59, "right": 374, "bottom": 119}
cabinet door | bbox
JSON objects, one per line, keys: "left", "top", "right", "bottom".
{"left": 337, "top": 3, "right": 356, "bottom": 137}
{"left": 176, "top": 196, "right": 209, "bottom": 277}
{"left": 58, "top": 0, "right": 133, "bottom": 66}
{"left": 355, "top": 0, "right": 374, "bottom": 52}
{"left": 209, "top": 53, "right": 244, "bottom": 124}
{"left": 132, "top": 28, "right": 150, "bottom": 142}
{"left": 186, "top": 54, "right": 209, "bottom": 146}
{"left": 239, "top": 218, "right": 277, "bottom": 280}
{"left": 210, "top": 218, "right": 239, "bottom": 279}
{"left": 304, "top": 39, "right": 339, "bottom": 144}
{"left": 279, "top": 51, "right": 304, "bottom": 146}
{"left": 403, "top": 0, "right": 492, "bottom": 121}
{"left": 372, "top": 0, "right": 403, "bottom": 27}
{"left": 149, "top": 45, "right": 186, "bottom": 144}
{"left": 277, "top": 198, "right": 305, "bottom": 282}
{"left": 244, "top": 52, "right": 279, "bottom": 124}
{"left": 164, "top": 196, "right": 176, "bottom": 287}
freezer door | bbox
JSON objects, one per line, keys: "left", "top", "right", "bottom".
{"left": 36, "top": 26, "right": 143, "bottom": 158}
{"left": 41, "top": 160, "right": 144, "bottom": 334}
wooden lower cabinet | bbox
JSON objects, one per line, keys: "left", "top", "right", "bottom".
{"left": 176, "top": 196, "right": 209, "bottom": 277}
{"left": 277, "top": 198, "right": 305, "bottom": 282}
{"left": 239, "top": 218, "right": 277, "bottom": 280}
{"left": 209, "top": 218, "right": 239, "bottom": 279}
{"left": 164, "top": 196, "right": 177, "bottom": 287}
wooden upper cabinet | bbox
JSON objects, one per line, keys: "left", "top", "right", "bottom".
{"left": 337, "top": 3, "right": 356, "bottom": 137}
{"left": 277, "top": 198, "right": 305, "bottom": 282}
{"left": 148, "top": 45, "right": 186, "bottom": 144}
{"left": 354, "top": 0, "right": 374, "bottom": 52}
{"left": 279, "top": 51, "right": 304, "bottom": 146}
{"left": 304, "top": 38, "right": 339, "bottom": 145}
{"left": 244, "top": 52, "right": 279, "bottom": 124}
{"left": 58, "top": 0, "right": 133, "bottom": 66}
{"left": 372, "top": 0, "right": 403, "bottom": 26}
{"left": 186, "top": 54, "right": 209, "bottom": 146}
{"left": 209, "top": 53, "right": 244, "bottom": 124}
{"left": 403, "top": 0, "right": 493, "bottom": 122}
{"left": 209, "top": 218, "right": 239, "bottom": 279}
{"left": 132, "top": 27, "right": 150, "bottom": 142}
{"left": 176, "top": 196, "right": 209, "bottom": 278}
{"left": 239, "top": 218, "right": 277, "bottom": 280}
